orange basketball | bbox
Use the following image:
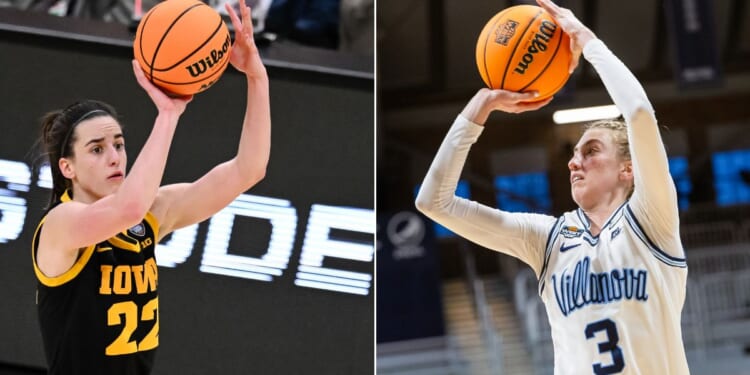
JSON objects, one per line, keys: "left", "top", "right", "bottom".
{"left": 134, "top": 0, "right": 232, "bottom": 96}
{"left": 476, "top": 5, "right": 571, "bottom": 101}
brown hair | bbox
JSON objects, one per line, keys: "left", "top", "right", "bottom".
{"left": 39, "top": 100, "right": 118, "bottom": 209}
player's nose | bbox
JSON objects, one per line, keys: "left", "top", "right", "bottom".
{"left": 107, "top": 145, "right": 120, "bottom": 166}
{"left": 568, "top": 155, "right": 581, "bottom": 171}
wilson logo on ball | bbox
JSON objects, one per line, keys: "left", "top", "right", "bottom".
{"left": 186, "top": 34, "right": 231, "bottom": 78}
{"left": 133, "top": 0, "right": 232, "bottom": 96}
{"left": 494, "top": 20, "right": 519, "bottom": 46}
{"left": 514, "top": 20, "right": 557, "bottom": 75}
{"left": 476, "top": 5, "right": 571, "bottom": 101}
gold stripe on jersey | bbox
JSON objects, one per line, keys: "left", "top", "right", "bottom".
{"left": 108, "top": 212, "right": 160, "bottom": 252}
{"left": 110, "top": 232, "right": 141, "bottom": 252}
{"left": 32, "top": 216, "right": 97, "bottom": 287}
{"left": 143, "top": 212, "right": 159, "bottom": 243}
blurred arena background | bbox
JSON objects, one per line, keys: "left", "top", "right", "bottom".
{"left": 376, "top": 0, "right": 750, "bottom": 374}
{"left": 0, "top": 1, "right": 373, "bottom": 374}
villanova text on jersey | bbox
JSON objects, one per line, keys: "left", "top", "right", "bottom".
{"left": 552, "top": 256, "right": 649, "bottom": 317}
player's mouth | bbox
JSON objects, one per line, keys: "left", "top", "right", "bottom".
{"left": 108, "top": 172, "right": 124, "bottom": 181}
{"left": 571, "top": 174, "right": 584, "bottom": 185}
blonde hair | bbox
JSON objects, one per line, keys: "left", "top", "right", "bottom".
{"left": 583, "top": 119, "right": 630, "bottom": 161}
{"left": 582, "top": 119, "right": 634, "bottom": 197}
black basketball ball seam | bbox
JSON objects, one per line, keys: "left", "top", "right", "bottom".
{"left": 500, "top": 9, "right": 543, "bottom": 90}
{"left": 149, "top": 50, "right": 231, "bottom": 86}
{"left": 148, "top": 3, "right": 205, "bottom": 84}
{"left": 482, "top": 14, "right": 506, "bottom": 89}
{"left": 136, "top": 0, "right": 167, "bottom": 71}
{"left": 519, "top": 19, "right": 564, "bottom": 93}
{"left": 151, "top": 18, "right": 226, "bottom": 72}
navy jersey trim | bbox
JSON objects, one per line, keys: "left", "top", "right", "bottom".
{"left": 624, "top": 204, "right": 687, "bottom": 268}
{"left": 539, "top": 216, "right": 563, "bottom": 295}
{"left": 582, "top": 235, "right": 598, "bottom": 247}
{"left": 576, "top": 202, "right": 627, "bottom": 239}
{"left": 576, "top": 208, "right": 590, "bottom": 229}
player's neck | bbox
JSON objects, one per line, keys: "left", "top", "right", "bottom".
{"left": 581, "top": 199, "right": 625, "bottom": 237}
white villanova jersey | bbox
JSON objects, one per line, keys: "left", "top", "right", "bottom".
{"left": 539, "top": 204, "right": 688, "bottom": 375}
{"left": 416, "top": 39, "right": 690, "bottom": 374}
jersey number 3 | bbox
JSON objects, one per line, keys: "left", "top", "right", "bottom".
{"left": 106, "top": 297, "right": 159, "bottom": 356}
{"left": 585, "top": 318, "right": 624, "bottom": 374}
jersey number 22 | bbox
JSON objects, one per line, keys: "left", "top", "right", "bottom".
{"left": 106, "top": 297, "right": 159, "bottom": 355}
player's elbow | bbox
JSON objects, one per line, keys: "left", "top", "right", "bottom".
{"left": 120, "top": 200, "right": 149, "bottom": 228}
{"left": 414, "top": 190, "right": 438, "bottom": 217}
{"left": 414, "top": 195, "right": 428, "bottom": 213}
{"left": 246, "top": 168, "right": 266, "bottom": 188}
{"left": 231, "top": 158, "right": 267, "bottom": 190}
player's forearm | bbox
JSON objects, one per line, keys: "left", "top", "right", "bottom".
{"left": 416, "top": 115, "right": 483, "bottom": 213}
{"left": 117, "top": 112, "right": 179, "bottom": 220}
{"left": 586, "top": 40, "right": 679, "bottom": 228}
{"left": 233, "top": 75, "right": 271, "bottom": 188}
{"left": 583, "top": 39, "right": 654, "bottom": 123}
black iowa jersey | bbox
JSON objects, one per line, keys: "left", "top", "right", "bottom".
{"left": 32, "top": 193, "right": 160, "bottom": 375}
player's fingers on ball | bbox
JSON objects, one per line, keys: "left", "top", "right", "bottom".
{"left": 536, "top": 0, "right": 559, "bottom": 16}
{"left": 521, "top": 91, "right": 539, "bottom": 101}
{"left": 132, "top": 61, "right": 149, "bottom": 84}
{"left": 509, "top": 91, "right": 538, "bottom": 103}
{"left": 226, "top": 3, "right": 241, "bottom": 30}
{"left": 240, "top": 1, "right": 249, "bottom": 21}
{"left": 561, "top": 8, "right": 575, "bottom": 19}
{"left": 245, "top": 11, "right": 255, "bottom": 34}
{"left": 519, "top": 97, "right": 553, "bottom": 112}
{"left": 569, "top": 54, "right": 580, "bottom": 73}
{"left": 132, "top": 60, "right": 145, "bottom": 78}
{"left": 491, "top": 90, "right": 528, "bottom": 103}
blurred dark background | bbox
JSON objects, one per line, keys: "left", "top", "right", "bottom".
{"left": 0, "top": 5, "right": 373, "bottom": 374}
{"left": 377, "top": 1, "right": 750, "bottom": 374}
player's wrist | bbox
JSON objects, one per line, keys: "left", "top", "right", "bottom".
{"left": 572, "top": 28, "right": 595, "bottom": 49}
{"left": 461, "top": 89, "right": 493, "bottom": 126}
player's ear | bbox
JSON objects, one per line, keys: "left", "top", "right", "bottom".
{"left": 620, "top": 160, "right": 633, "bottom": 181}
{"left": 59, "top": 158, "right": 75, "bottom": 180}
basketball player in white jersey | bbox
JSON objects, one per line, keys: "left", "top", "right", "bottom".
{"left": 415, "top": 0, "right": 689, "bottom": 373}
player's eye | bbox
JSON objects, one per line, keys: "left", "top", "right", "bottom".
{"left": 92, "top": 146, "right": 102, "bottom": 154}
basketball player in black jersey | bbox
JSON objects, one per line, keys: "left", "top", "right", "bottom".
{"left": 32, "top": 3, "right": 266, "bottom": 374}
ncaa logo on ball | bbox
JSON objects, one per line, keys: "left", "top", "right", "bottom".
{"left": 494, "top": 19, "right": 519, "bottom": 46}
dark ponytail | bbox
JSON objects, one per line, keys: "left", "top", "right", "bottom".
{"left": 39, "top": 100, "right": 118, "bottom": 209}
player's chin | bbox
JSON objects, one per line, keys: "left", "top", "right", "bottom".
{"left": 570, "top": 188, "right": 586, "bottom": 208}
{"left": 103, "top": 180, "right": 123, "bottom": 194}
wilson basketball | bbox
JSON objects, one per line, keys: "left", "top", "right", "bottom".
{"left": 134, "top": 0, "right": 232, "bottom": 96}
{"left": 476, "top": 5, "right": 571, "bottom": 101}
